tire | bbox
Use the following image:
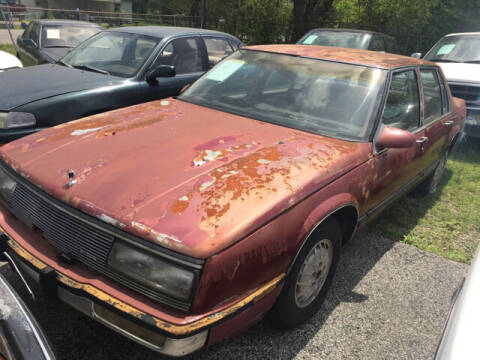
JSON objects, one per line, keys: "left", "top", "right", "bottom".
{"left": 417, "top": 152, "right": 447, "bottom": 195}
{"left": 273, "top": 217, "right": 342, "bottom": 329}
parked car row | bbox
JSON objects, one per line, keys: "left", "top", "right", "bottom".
{"left": 414, "top": 32, "right": 480, "bottom": 138}
{"left": 0, "top": 20, "right": 468, "bottom": 358}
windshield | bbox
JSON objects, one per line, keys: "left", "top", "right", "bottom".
{"left": 179, "top": 50, "right": 387, "bottom": 141}
{"left": 61, "top": 31, "right": 160, "bottom": 77}
{"left": 298, "top": 30, "right": 371, "bottom": 50}
{"left": 41, "top": 25, "right": 100, "bottom": 48}
{"left": 425, "top": 35, "right": 480, "bottom": 63}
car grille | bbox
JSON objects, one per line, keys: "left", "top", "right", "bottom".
{"left": 7, "top": 179, "right": 192, "bottom": 312}
{"left": 449, "top": 83, "right": 480, "bottom": 107}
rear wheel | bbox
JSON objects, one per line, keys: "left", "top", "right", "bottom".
{"left": 417, "top": 152, "right": 447, "bottom": 195}
{"left": 273, "top": 217, "right": 341, "bottom": 329}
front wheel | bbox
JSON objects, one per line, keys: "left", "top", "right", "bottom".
{"left": 272, "top": 217, "right": 341, "bottom": 329}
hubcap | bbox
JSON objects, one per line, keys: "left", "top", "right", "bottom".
{"left": 294, "top": 238, "right": 333, "bottom": 308}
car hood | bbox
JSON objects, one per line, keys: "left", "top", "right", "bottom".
{"left": 437, "top": 62, "right": 480, "bottom": 84}
{"left": 0, "top": 64, "right": 122, "bottom": 111}
{"left": 0, "top": 50, "right": 23, "bottom": 71}
{"left": 41, "top": 47, "right": 71, "bottom": 62}
{"left": 0, "top": 99, "right": 370, "bottom": 258}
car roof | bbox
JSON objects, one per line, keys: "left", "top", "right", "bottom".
{"left": 245, "top": 44, "right": 435, "bottom": 70}
{"left": 305, "top": 28, "right": 390, "bottom": 37}
{"left": 106, "top": 26, "right": 237, "bottom": 39}
{"left": 444, "top": 32, "right": 480, "bottom": 37}
{"left": 35, "top": 19, "right": 101, "bottom": 27}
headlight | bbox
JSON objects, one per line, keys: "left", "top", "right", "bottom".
{"left": 0, "top": 166, "right": 17, "bottom": 201}
{"left": 0, "top": 112, "right": 36, "bottom": 129}
{"left": 108, "top": 241, "right": 195, "bottom": 301}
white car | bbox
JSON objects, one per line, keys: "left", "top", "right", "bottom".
{"left": 435, "top": 249, "right": 480, "bottom": 359}
{"left": 0, "top": 50, "right": 23, "bottom": 72}
{"left": 416, "top": 33, "right": 480, "bottom": 138}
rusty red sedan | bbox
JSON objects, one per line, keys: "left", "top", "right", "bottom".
{"left": 0, "top": 45, "right": 465, "bottom": 356}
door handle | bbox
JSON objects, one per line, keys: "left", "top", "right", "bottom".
{"left": 444, "top": 120, "right": 454, "bottom": 126}
{"left": 416, "top": 136, "right": 429, "bottom": 144}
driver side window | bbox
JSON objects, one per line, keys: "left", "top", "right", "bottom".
{"left": 381, "top": 70, "right": 420, "bottom": 131}
{"left": 152, "top": 37, "right": 203, "bottom": 75}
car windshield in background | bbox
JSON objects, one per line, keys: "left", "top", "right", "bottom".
{"left": 299, "top": 31, "right": 371, "bottom": 49}
{"left": 41, "top": 25, "right": 100, "bottom": 48}
{"left": 425, "top": 35, "right": 480, "bottom": 63}
{"left": 179, "top": 50, "right": 387, "bottom": 141}
{"left": 61, "top": 31, "right": 160, "bottom": 78}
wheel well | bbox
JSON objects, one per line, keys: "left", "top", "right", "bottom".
{"left": 330, "top": 206, "right": 358, "bottom": 245}
{"left": 449, "top": 132, "right": 464, "bottom": 154}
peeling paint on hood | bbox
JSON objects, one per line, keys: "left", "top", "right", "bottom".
{"left": 0, "top": 99, "right": 370, "bottom": 258}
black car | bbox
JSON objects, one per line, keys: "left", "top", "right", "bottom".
{"left": 0, "top": 26, "right": 243, "bottom": 142}
{"left": 297, "top": 28, "right": 399, "bottom": 54}
{"left": 16, "top": 20, "right": 103, "bottom": 65}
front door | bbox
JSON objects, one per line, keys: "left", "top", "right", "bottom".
{"left": 138, "top": 36, "right": 206, "bottom": 103}
{"left": 363, "top": 68, "right": 428, "bottom": 217}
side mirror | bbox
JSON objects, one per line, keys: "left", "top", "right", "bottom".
{"left": 411, "top": 52, "right": 422, "bottom": 59}
{"left": 23, "top": 38, "right": 38, "bottom": 48}
{"left": 146, "top": 65, "right": 176, "bottom": 85}
{"left": 377, "top": 126, "right": 416, "bottom": 149}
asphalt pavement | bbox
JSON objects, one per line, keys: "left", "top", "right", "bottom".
{"left": 0, "top": 29, "right": 22, "bottom": 45}
{"left": 0, "top": 232, "right": 468, "bottom": 360}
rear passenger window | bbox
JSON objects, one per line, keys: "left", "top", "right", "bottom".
{"left": 204, "top": 37, "right": 234, "bottom": 68}
{"left": 420, "top": 69, "right": 443, "bottom": 123}
{"left": 438, "top": 73, "right": 450, "bottom": 114}
{"left": 381, "top": 70, "right": 420, "bottom": 131}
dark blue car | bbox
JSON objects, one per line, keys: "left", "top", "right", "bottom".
{"left": 0, "top": 26, "right": 243, "bottom": 142}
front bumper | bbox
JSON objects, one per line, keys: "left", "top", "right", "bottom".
{"left": 0, "top": 232, "right": 284, "bottom": 357}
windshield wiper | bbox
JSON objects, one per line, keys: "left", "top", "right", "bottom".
{"left": 72, "top": 64, "right": 110, "bottom": 75}
{"left": 56, "top": 60, "right": 72, "bottom": 68}
{"left": 44, "top": 45, "right": 73, "bottom": 48}
{"left": 463, "top": 60, "right": 480, "bottom": 64}
{"left": 426, "top": 58, "right": 463, "bottom": 63}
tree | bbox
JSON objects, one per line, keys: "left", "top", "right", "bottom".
{"left": 291, "top": 0, "right": 336, "bottom": 42}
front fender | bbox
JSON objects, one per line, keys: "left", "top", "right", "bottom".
{"left": 299, "top": 192, "right": 360, "bottom": 244}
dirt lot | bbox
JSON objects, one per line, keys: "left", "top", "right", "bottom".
{"left": 0, "top": 232, "right": 468, "bottom": 360}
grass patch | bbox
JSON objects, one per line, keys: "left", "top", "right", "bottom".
{"left": 0, "top": 44, "right": 36, "bottom": 67}
{"left": 0, "top": 44, "right": 16, "bottom": 56}
{"left": 369, "top": 138, "right": 480, "bottom": 264}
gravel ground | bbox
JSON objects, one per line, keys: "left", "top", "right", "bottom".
{"left": 0, "top": 29, "right": 22, "bottom": 45}
{"left": 0, "top": 232, "right": 468, "bottom": 360}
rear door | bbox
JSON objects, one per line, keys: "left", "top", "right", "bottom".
{"left": 418, "top": 67, "right": 452, "bottom": 170}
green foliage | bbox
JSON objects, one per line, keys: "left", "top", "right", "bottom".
{"left": 333, "top": 0, "right": 480, "bottom": 54}
{"left": 237, "top": 0, "right": 292, "bottom": 44}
